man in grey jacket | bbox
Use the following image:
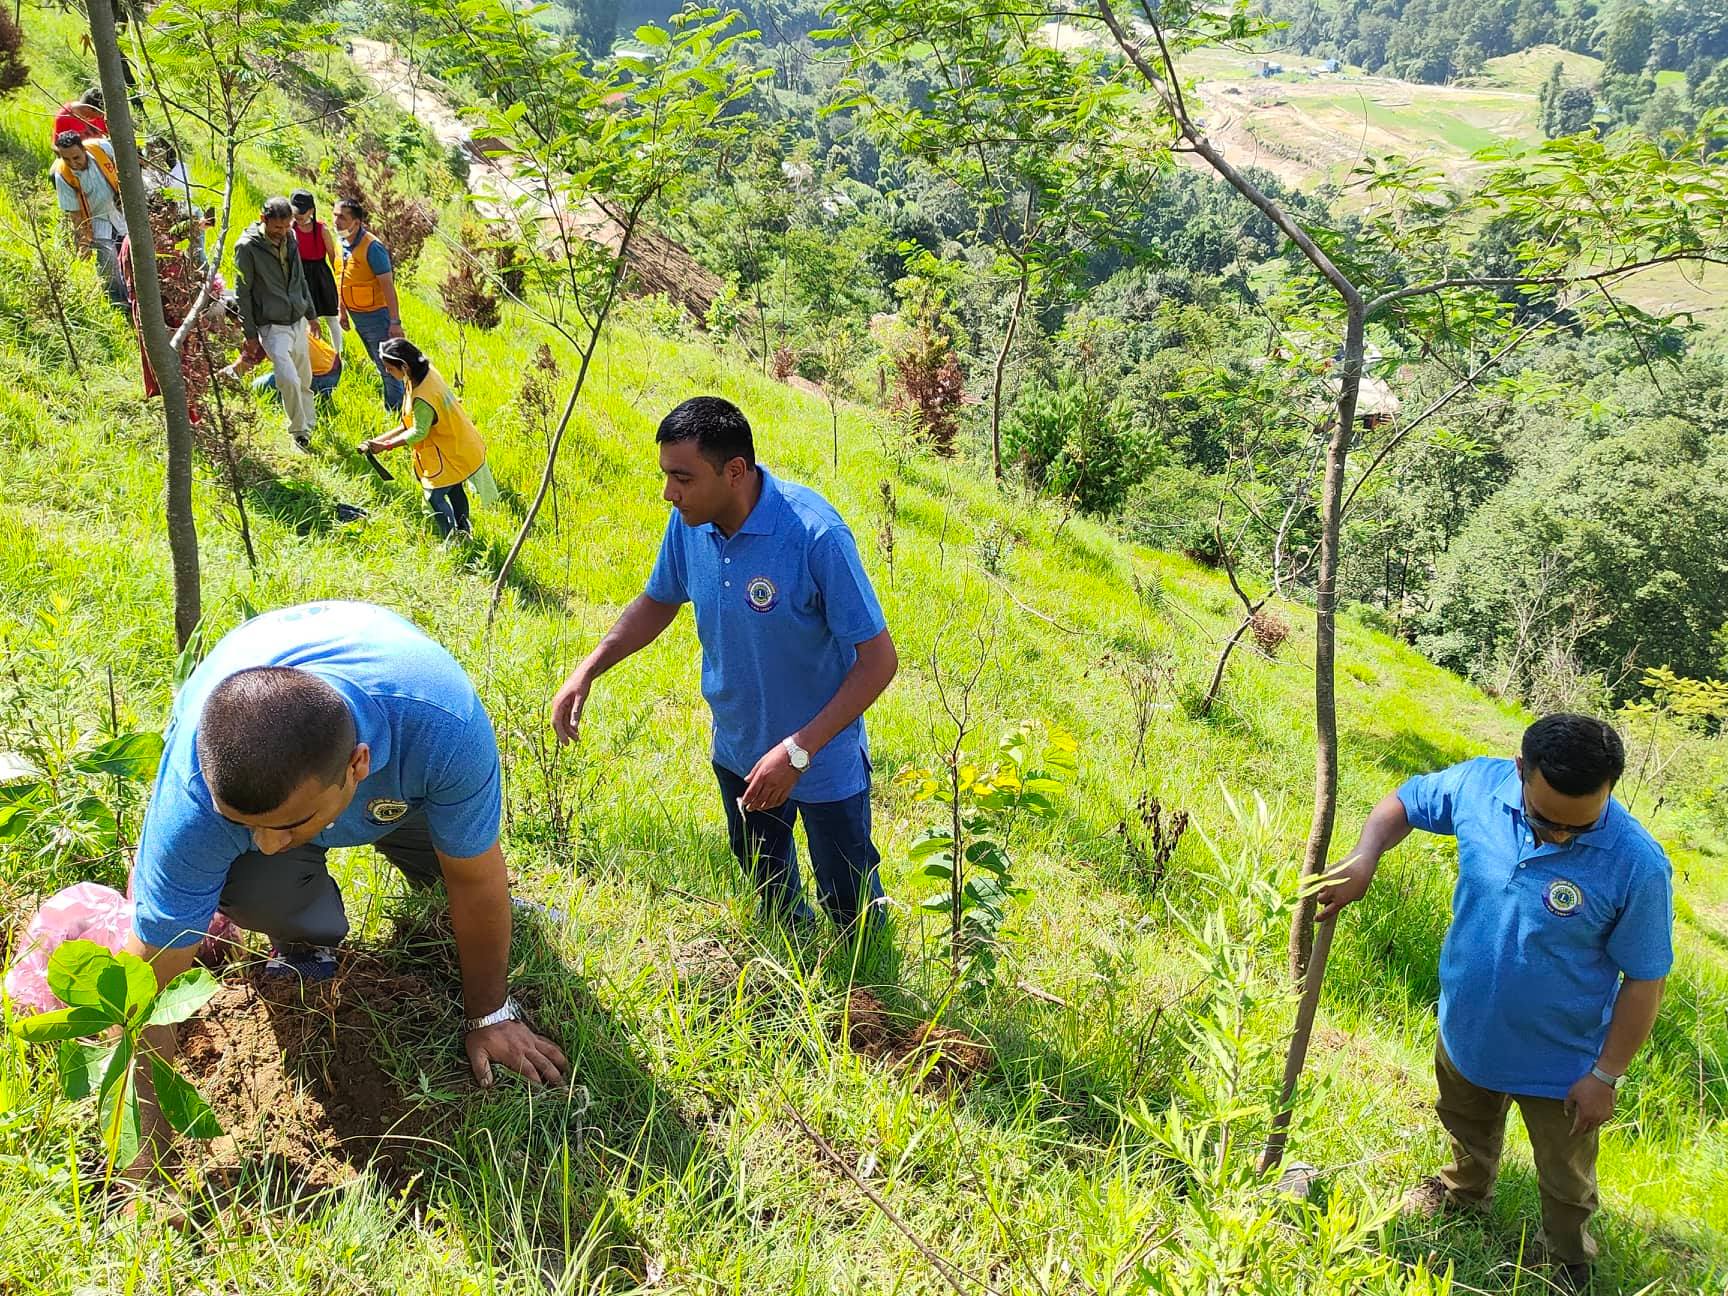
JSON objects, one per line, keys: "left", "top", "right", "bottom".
{"left": 235, "top": 196, "right": 319, "bottom": 450}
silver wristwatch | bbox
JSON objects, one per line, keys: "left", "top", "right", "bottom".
{"left": 782, "top": 736, "right": 810, "bottom": 771}
{"left": 464, "top": 995, "right": 522, "bottom": 1033}
{"left": 1589, "top": 1064, "right": 1622, "bottom": 1089}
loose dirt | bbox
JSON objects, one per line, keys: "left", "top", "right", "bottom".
{"left": 175, "top": 951, "right": 460, "bottom": 1195}
{"left": 840, "top": 989, "right": 991, "bottom": 1093}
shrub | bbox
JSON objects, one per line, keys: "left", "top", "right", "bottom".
{"left": 0, "top": 8, "right": 27, "bottom": 96}
{"left": 1003, "top": 376, "right": 1157, "bottom": 516}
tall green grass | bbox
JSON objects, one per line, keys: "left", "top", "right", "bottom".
{"left": 0, "top": 8, "right": 1725, "bottom": 1291}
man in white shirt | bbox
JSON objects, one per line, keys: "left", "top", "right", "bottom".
{"left": 51, "top": 130, "right": 128, "bottom": 308}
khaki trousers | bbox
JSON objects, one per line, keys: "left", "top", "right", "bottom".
{"left": 1434, "top": 1037, "right": 1600, "bottom": 1265}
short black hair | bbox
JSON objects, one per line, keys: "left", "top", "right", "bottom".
{"left": 261, "top": 195, "right": 293, "bottom": 220}
{"left": 196, "top": 667, "right": 357, "bottom": 814}
{"left": 656, "top": 396, "right": 754, "bottom": 472}
{"left": 53, "top": 129, "right": 84, "bottom": 151}
{"left": 1521, "top": 713, "right": 1625, "bottom": 796}
{"left": 336, "top": 196, "right": 365, "bottom": 222}
{"left": 82, "top": 86, "right": 103, "bottom": 110}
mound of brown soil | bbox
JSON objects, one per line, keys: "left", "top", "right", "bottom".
{"left": 841, "top": 989, "right": 991, "bottom": 1093}
{"left": 175, "top": 952, "right": 459, "bottom": 1194}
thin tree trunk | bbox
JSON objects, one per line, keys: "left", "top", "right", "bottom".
{"left": 989, "top": 258, "right": 1029, "bottom": 483}
{"left": 488, "top": 204, "right": 645, "bottom": 622}
{"left": 88, "top": 0, "right": 201, "bottom": 649}
{"left": 1290, "top": 306, "right": 1365, "bottom": 979}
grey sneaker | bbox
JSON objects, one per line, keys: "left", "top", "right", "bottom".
{"left": 292, "top": 430, "right": 313, "bottom": 452}
{"left": 264, "top": 944, "right": 337, "bottom": 982}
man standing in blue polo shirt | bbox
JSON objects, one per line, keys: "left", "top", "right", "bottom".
{"left": 1319, "top": 713, "right": 1673, "bottom": 1285}
{"left": 123, "top": 602, "right": 567, "bottom": 1177}
{"left": 550, "top": 396, "right": 898, "bottom": 933}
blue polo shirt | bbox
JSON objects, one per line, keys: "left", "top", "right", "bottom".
{"left": 1398, "top": 757, "right": 1674, "bottom": 1098}
{"left": 132, "top": 602, "right": 502, "bottom": 949}
{"left": 645, "top": 467, "right": 887, "bottom": 802}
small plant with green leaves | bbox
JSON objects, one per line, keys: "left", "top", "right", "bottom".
{"left": 896, "top": 720, "right": 1076, "bottom": 989}
{"left": 11, "top": 940, "right": 222, "bottom": 1171}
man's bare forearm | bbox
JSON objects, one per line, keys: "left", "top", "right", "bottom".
{"left": 441, "top": 843, "right": 513, "bottom": 1018}
{"left": 1598, "top": 977, "right": 1664, "bottom": 1076}
{"left": 794, "top": 630, "right": 897, "bottom": 756}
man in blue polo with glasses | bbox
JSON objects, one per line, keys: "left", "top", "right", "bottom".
{"left": 1319, "top": 713, "right": 1673, "bottom": 1288}
{"left": 550, "top": 396, "right": 898, "bottom": 936}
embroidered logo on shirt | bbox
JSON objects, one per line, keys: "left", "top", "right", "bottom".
{"left": 366, "top": 797, "right": 410, "bottom": 825}
{"left": 745, "top": 575, "right": 780, "bottom": 613}
{"left": 1543, "top": 877, "right": 1584, "bottom": 917}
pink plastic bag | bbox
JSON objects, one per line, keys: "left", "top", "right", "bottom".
{"left": 5, "top": 882, "right": 239, "bottom": 1015}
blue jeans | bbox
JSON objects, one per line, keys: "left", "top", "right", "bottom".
{"left": 425, "top": 481, "right": 471, "bottom": 537}
{"left": 255, "top": 366, "right": 341, "bottom": 399}
{"left": 713, "top": 762, "right": 886, "bottom": 931}
{"left": 348, "top": 307, "right": 402, "bottom": 411}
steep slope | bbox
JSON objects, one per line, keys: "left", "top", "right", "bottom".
{"left": 0, "top": 13, "right": 1725, "bottom": 1293}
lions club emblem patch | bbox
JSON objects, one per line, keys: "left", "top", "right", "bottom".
{"left": 1543, "top": 877, "right": 1584, "bottom": 917}
{"left": 367, "top": 798, "right": 410, "bottom": 825}
{"left": 745, "top": 575, "right": 779, "bottom": 613}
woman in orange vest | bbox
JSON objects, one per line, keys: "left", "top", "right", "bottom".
{"left": 358, "top": 338, "right": 497, "bottom": 539}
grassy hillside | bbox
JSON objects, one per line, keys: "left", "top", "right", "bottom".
{"left": 2, "top": 13, "right": 1727, "bottom": 1294}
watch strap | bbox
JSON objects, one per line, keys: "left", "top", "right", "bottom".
{"left": 464, "top": 995, "right": 520, "bottom": 1033}
{"left": 782, "top": 736, "right": 810, "bottom": 770}
{"left": 1589, "top": 1064, "right": 1622, "bottom": 1089}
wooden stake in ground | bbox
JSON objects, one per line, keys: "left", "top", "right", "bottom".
{"left": 1258, "top": 912, "right": 1337, "bottom": 1178}
{"left": 85, "top": 0, "right": 202, "bottom": 649}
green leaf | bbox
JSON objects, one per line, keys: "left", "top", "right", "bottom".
{"left": 145, "top": 967, "right": 221, "bottom": 1028}
{"left": 908, "top": 830, "right": 953, "bottom": 861}
{"left": 46, "top": 941, "right": 118, "bottom": 1010}
{"left": 918, "top": 859, "right": 954, "bottom": 881}
{"left": 58, "top": 1039, "right": 115, "bottom": 1099}
{"left": 98, "top": 1038, "right": 139, "bottom": 1172}
{"left": 95, "top": 964, "right": 131, "bottom": 1021}
{"left": 918, "top": 892, "right": 953, "bottom": 912}
{"left": 633, "top": 24, "right": 670, "bottom": 46}
{"left": 149, "top": 1057, "right": 222, "bottom": 1140}
{"left": 72, "top": 732, "right": 165, "bottom": 781}
{"left": 172, "top": 620, "right": 206, "bottom": 691}
{"left": 117, "top": 952, "right": 160, "bottom": 1020}
{"left": 12, "top": 1004, "right": 116, "bottom": 1042}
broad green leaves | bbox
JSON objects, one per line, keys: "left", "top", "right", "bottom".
{"left": 896, "top": 722, "right": 1076, "bottom": 991}
{"left": 10, "top": 942, "right": 224, "bottom": 1171}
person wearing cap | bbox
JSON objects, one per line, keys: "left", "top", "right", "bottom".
{"left": 233, "top": 195, "right": 320, "bottom": 450}
{"left": 51, "top": 87, "right": 106, "bottom": 144}
{"left": 290, "top": 190, "right": 342, "bottom": 353}
{"left": 357, "top": 337, "right": 497, "bottom": 540}
{"left": 1319, "top": 713, "right": 1674, "bottom": 1287}
{"left": 50, "top": 129, "right": 128, "bottom": 308}
{"left": 333, "top": 196, "right": 406, "bottom": 411}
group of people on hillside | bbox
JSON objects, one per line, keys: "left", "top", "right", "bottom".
{"left": 39, "top": 80, "right": 1672, "bottom": 1296}
{"left": 49, "top": 98, "right": 491, "bottom": 541}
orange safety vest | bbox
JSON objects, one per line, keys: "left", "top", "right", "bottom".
{"left": 308, "top": 327, "right": 339, "bottom": 378}
{"left": 399, "top": 366, "right": 485, "bottom": 490}
{"left": 339, "top": 228, "right": 388, "bottom": 314}
{"left": 51, "top": 139, "right": 122, "bottom": 224}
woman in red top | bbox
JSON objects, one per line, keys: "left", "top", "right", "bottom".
{"left": 51, "top": 88, "right": 106, "bottom": 143}
{"left": 290, "top": 190, "right": 343, "bottom": 353}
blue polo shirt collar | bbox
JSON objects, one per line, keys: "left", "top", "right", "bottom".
{"left": 704, "top": 467, "right": 783, "bottom": 538}
{"left": 1493, "top": 763, "right": 1619, "bottom": 850}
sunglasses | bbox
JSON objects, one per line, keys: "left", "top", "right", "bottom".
{"left": 1521, "top": 793, "right": 1600, "bottom": 838}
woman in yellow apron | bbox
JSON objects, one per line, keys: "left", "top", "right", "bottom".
{"left": 358, "top": 337, "right": 498, "bottom": 539}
